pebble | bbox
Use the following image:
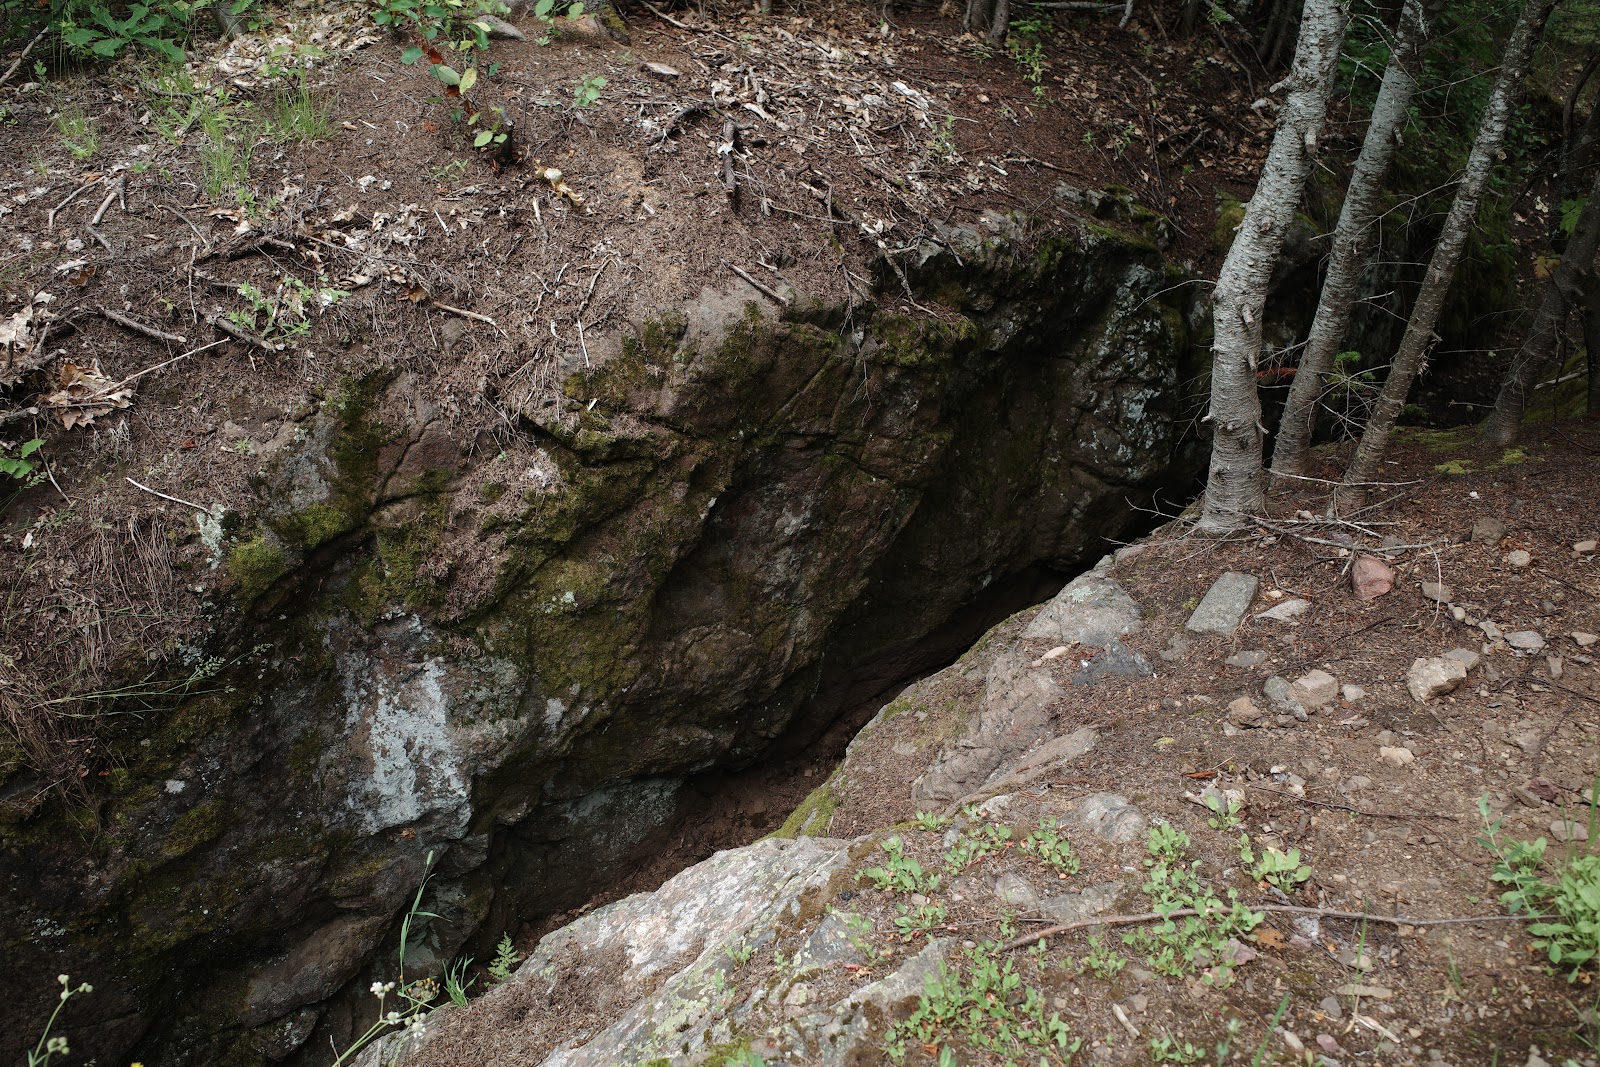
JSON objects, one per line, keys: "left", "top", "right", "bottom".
{"left": 1574, "top": 539, "right": 1597, "bottom": 554}
{"left": 1547, "top": 655, "right": 1563, "bottom": 679}
{"left": 1573, "top": 632, "right": 1598, "bottom": 648}
{"left": 1225, "top": 650, "right": 1269, "bottom": 668}
{"left": 1505, "top": 630, "right": 1546, "bottom": 653}
{"left": 1227, "top": 697, "right": 1268, "bottom": 728}
{"left": 1406, "top": 656, "right": 1467, "bottom": 702}
{"left": 1341, "top": 684, "right": 1366, "bottom": 703}
{"left": 1443, "top": 647, "right": 1481, "bottom": 672}
{"left": 1419, "top": 581, "right": 1452, "bottom": 603}
{"left": 1291, "top": 669, "right": 1338, "bottom": 710}
{"left": 1507, "top": 549, "right": 1532, "bottom": 568}
{"left": 1319, "top": 995, "right": 1344, "bottom": 1020}
{"left": 1380, "top": 746, "right": 1416, "bottom": 768}
{"left": 1451, "top": 605, "right": 1467, "bottom": 622}
{"left": 1472, "top": 516, "right": 1506, "bottom": 544}
{"left": 1351, "top": 555, "right": 1394, "bottom": 600}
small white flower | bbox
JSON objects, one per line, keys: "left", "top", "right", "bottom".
{"left": 371, "top": 981, "right": 386, "bottom": 996}
{"left": 385, "top": 1011, "right": 402, "bottom": 1025}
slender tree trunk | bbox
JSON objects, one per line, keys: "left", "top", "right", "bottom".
{"left": 989, "top": 0, "right": 1011, "bottom": 46}
{"left": 1272, "top": 0, "right": 1436, "bottom": 478}
{"left": 1480, "top": 171, "right": 1600, "bottom": 445}
{"left": 1585, "top": 270, "right": 1600, "bottom": 415}
{"left": 1197, "top": 0, "right": 1348, "bottom": 533}
{"left": 1336, "top": 0, "right": 1558, "bottom": 504}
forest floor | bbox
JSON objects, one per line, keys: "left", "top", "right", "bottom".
{"left": 0, "top": 0, "right": 1271, "bottom": 788}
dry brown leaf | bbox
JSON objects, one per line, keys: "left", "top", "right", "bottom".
{"left": 1252, "top": 928, "right": 1288, "bottom": 949}
{"left": 43, "top": 359, "right": 134, "bottom": 429}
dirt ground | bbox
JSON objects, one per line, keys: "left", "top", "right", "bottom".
{"left": 1, "top": 0, "right": 1271, "bottom": 794}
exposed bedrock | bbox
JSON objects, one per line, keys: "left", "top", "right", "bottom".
{"left": 0, "top": 212, "right": 1205, "bottom": 1065}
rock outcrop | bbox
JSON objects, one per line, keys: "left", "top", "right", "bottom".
{"left": 1, "top": 215, "right": 1203, "bottom": 1065}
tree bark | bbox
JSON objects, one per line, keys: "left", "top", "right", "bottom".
{"left": 1480, "top": 171, "right": 1600, "bottom": 446}
{"left": 1271, "top": 0, "right": 1435, "bottom": 478}
{"left": 1336, "top": 0, "right": 1558, "bottom": 505}
{"left": 1586, "top": 270, "right": 1600, "bottom": 416}
{"left": 1196, "top": 0, "right": 1348, "bottom": 533}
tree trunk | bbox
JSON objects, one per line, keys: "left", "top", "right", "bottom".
{"left": 1271, "top": 0, "right": 1435, "bottom": 478}
{"left": 1586, "top": 270, "right": 1600, "bottom": 416}
{"left": 1196, "top": 0, "right": 1348, "bottom": 533}
{"left": 989, "top": 0, "right": 1011, "bottom": 46}
{"left": 1480, "top": 171, "right": 1600, "bottom": 446}
{"left": 1336, "top": 0, "right": 1558, "bottom": 505}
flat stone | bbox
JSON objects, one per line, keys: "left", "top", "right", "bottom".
{"left": 476, "top": 12, "right": 525, "bottom": 38}
{"left": 1225, "top": 650, "right": 1268, "bottom": 668}
{"left": 1025, "top": 571, "right": 1144, "bottom": 646}
{"left": 1574, "top": 539, "right": 1597, "bottom": 554}
{"left": 1255, "top": 597, "right": 1311, "bottom": 623}
{"left": 1351, "top": 555, "right": 1394, "bottom": 600}
{"left": 1290, "top": 669, "right": 1338, "bottom": 710}
{"left": 1507, "top": 549, "right": 1532, "bottom": 568}
{"left": 1341, "top": 684, "right": 1365, "bottom": 703}
{"left": 1546, "top": 655, "right": 1564, "bottom": 679}
{"left": 1074, "top": 641, "right": 1153, "bottom": 684}
{"left": 1057, "top": 793, "right": 1146, "bottom": 843}
{"left": 1443, "top": 647, "right": 1481, "bottom": 672}
{"left": 1506, "top": 631, "right": 1545, "bottom": 653}
{"left": 1480, "top": 620, "right": 1504, "bottom": 642}
{"left": 994, "top": 872, "right": 1041, "bottom": 910}
{"left": 1379, "top": 747, "right": 1415, "bottom": 768}
{"left": 1572, "top": 632, "right": 1597, "bottom": 648}
{"left": 1419, "top": 581, "right": 1452, "bottom": 603}
{"left": 1227, "top": 697, "right": 1268, "bottom": 728}
{"left": 1185, "top": 572, "right": 1260, "bottom": 635}
{"left": 1471, "top": 516, "right": 1505, "bottom": 544}
{"left": 1038, "top": 882, "right": 1118, "bottom": 924}
{"left": 1406, "top": 657, "right": 1467, "bottom": 702}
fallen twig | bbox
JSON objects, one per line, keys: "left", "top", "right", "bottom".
{"left": 96, "top": 306, "right": 187, "bottom": 346}
{"left": 90, "top": 174, "right": 127, "bottom": 227}
{"left": 726, "top": 261, "right": 788, "bottom": 306}
{"left": 1001, "top": 904, "right": 1553, "bottom": 954}
{"left": 48, "top": 177, "right": 102, "bottom": 230}
{"left": 721, "top": 116, "right": 739, "bottom": 206}
{"left": 0, "top": 25, "right": 50, "bottom": 90}
{"left": 431, "top": 301, "right": 508, "bottom": 337}
{"left": 639, "top": 1, "right": 698, "bottom": 30}
{"left": 126, "top": 477, "right": 212, "bottom": 514}
{"left": 1245, "top": 783, "right": 1460, "bottom": 821}
{"left": 208, "top": 312, "right": 280, "bottom": 353}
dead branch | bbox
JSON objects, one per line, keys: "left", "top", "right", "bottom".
{"left": 1002, "top": 904, "right": 1554, "bottom": 954}
{"left": 90, "top": 175, "right": 127, "bottom": 227}
{"left": 207, "top": 312, "right": 281, "bottom": 353}
{"left": 1245, "top": 783, "right": 1460, "bottom": 821}
{"left": 126, "top": 477, "right": 211, "bottom": 513}
{"left": 48, "top": 178, "right": 102, "bottom": 230}
{"left": 431, "top": 301, "right": 506, "bottom": 336}
{"left": 726, "top": 261, "right": 788, "bottom": 306}
{"left": 0, "top": 25, "right": 50, "bottom": 90}
{"left": 95, "top": 306, "right": 187, "bottom": 346}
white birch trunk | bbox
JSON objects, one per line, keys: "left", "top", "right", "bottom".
{"left": 1338, "top": 0, "right": 1558, "bottom": 502}
{"left": 1197, "top": 0, "right": 1349, "bottom": 533}
{"left": 1271, "top": 0, "right": 1433, "bottom": 478}
{"left": 1480, "top": 170, "right": 1600, "bottom": 446}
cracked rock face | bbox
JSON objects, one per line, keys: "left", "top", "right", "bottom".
{"left": 2, "top": 219, "right": 1203, "bottom": 1067}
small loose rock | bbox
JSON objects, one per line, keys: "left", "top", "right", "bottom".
{"left": 1507, "top": 549, "right": 1532, "bottom": 568}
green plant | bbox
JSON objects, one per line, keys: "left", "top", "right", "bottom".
{"left": 266, "top": 71, "right": 335, "bottom": 142}
{"left": 1478, "top": 795, "right": 1600, "bottom": 980}
{"left": 1204, "top": 793, "right": 1243, "bottom": 832}
{"left": 443, "top": 956, "right": 475, "bottom": 1006}
{"left": 913, "top": 810, "right": 951, "bottom": 832}
{"left": 228, "top": 276, "right": 348, "bottom": 343}
{"left": 944, "top": 814, "right": 1012, "bottom": 873}
{"left": 1125, "top": 824, "right": 1262, "bottom": 983}
{"left": 52, "top": 106, "right": 99, "bottom": 161}
{"left": 927, "top": 115, "right": 960, "bottom": 165}
{"left": 571, "top": 72, "right": 606, "bottom": 109}
{"left": 332, "top": 852, "right": 441, "bottom": 1066}
{"left": 58, "top": 1, "right": 190, "bottom": 62}
{"left": 1, "top": 439, "right": 44, "bottom": 484}
{"left": 1150, "top": 1033, "right": 1207, "bottom": 1064}
{"left": 27, "top": 975, "right": 93, "bottom": 1067}
{"left": 487, "top": 933, "right": 522, "bottom": 982}
{"left": 1022, "top": 817, "right": 1080, "bottom": 875}
{"left": 1082, "top": 931, "right": 1126, "bottom": 980}
{"left": 894, "top": 902, "right": 948, "bottom": 940}
{"left": 1244, "top": 841, "right": 1312, "bottom": 893}
{"left": 722, "top": 1049, "right": 765, "bottom": 1067}
{"left": 885, "top": 943, "right": 1080, "bottom": 1064}
{"left": 1006, "top": 16, "right": 1049, "bottom": 90}
{"left": 198, "top": 103, "right": 253, "bottom": 201}
{"left": 861, "top": 835, "right": 942, "bottom": 894}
